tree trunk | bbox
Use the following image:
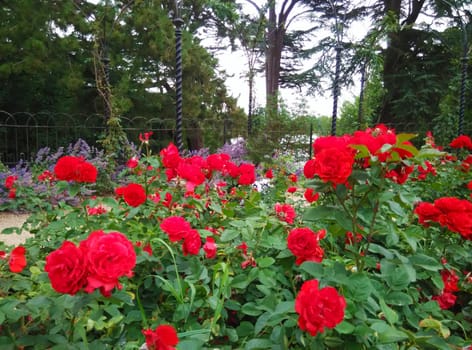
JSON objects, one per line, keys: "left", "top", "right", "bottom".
{"left": 380, "top": 0, "right": 427, "bottom": 127}
{"left": 265, "top": 1, "right": 284, "bottom": 117}
{"left": 264, "top": 0, "right": 298, "bottom": 117}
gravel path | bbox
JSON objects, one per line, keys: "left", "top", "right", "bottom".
{"left": 0, "top": 212, "right": 32, "bottom": 246}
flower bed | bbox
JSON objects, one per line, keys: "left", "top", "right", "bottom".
{"left": 0, "top": 127, "right": 471, "bottom": 349}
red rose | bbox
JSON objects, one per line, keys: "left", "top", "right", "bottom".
{"left": 182, "top": 229, "right": 202, "bottom": 256}
{"left": 432, "top": 291, "right": 456, "bottom": 310}
{"left": 160, "top": 216, "right": 192, "bottom": 242}
{"left": 450, "top": 135, "right": 472, "bottom": 150}
{"left": 238, "top": 163, "right": 256, "bottom": 185}
{"left": 142, "top": 324, "right": 179, "bottom": 350}
{"left": 54, "top": 156, "right": 97, "bottom": 183}
{"left": 275, "top": 203, "right": 296, "bottom": 224}
{"left": 45, "top": 241, "right": 88, "bottom": 295}
{"left": 441, "top": 269, "right": 459, "bottom": 292}
{"left": 287, "top": 228, "right": 325, "bottom": 265}
{"left": 312, "top": 147, "right": 355, "bottom": 184}
{"left": 287, "top": 186, "right": 297, "bottom": 193}
{"left": 414, "top": 202, "right": 441, "bottom": 226}
{"left": 80, "top": 230, "right": 136, "bottom": 297}
{"left": 303, "top": 159, "right": 316, "bottom": 179}
{"left": 54, "top": 156, "right": 81, "bottom": 181}
{"left": 207, "top": 153, "right": 231, "bottom": 173}
{"left": 304, "top": 188, "right": 319, "bottom": 203}
{"left": 441, "top": 212, "right": 472, "bottom": 239}
{"left": 8, "top": 188, "right": 16, "bottom": 199}
{"left": 139, "top": 131, "right": 153, "bottom": 143}
{"left": 313, "top": 135, "right": 351, "bottom": 155}
{"left": 160, "top": 143, "right": 181, "bottom": 169}
{"left": 384, "top": 164, "right": 414, "bottom": 184}
{"left": 203, "top": 236, "right": 217, "bottom": 259}
{"left": 4, "top": 175, "right": 17, "bottom": 189}
{"left": 8, "top": 246, "right": 27, "bottom": 273}
{"left": 176, "top": 161, "right": 206, "bottom": 187}
{"left": 115, "top": 183, "right": 146, "bottom": 207}
{"left": 75, "top": 161, "right": 98, "bottom": 183}
{"left": 295, "top": 279, "right": 346, "bottom": 336}
{"left": 265, "top": 169, "right": 274, "bottom": 179}
{"left": 126, "top": 157, "right": 139, "bottom": 169}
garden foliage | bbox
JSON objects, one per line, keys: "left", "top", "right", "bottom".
{"left": 0, "top": 126, "right": 471, "bottom": 349}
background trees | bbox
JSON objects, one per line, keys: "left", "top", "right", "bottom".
{"left": 0, "top": 0, "right": 470, "bottom": 162}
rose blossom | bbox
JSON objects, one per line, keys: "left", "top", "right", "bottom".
{"left": 160, "top": 143, "right": 181, "bottom": 169}
{"left": 450, "top": 135, "right": 472, "bottom": 150}
{"left": 8, "top": 246, "right": 27, "bottom": 273}
{"left": 287, "top": 228, "right": 325, "bottom": 265}
{"left": 160, "top": 216, "right": 192, "bottom": 242}
{"left": 275, "top": 203, "right": 296, "bottom": 224}
{"left": 182, "top": 229, "right": 202, "bottom": 256}
{"left": 432, "top": 291, "right": 457, "bottom": 310}
{"left": 4, "top": 175, "right": 17, "bottom": 189}
{"left": 312, "top": 147, "right": 355, "bottom": 184}
{"left": 54, "top": 156, "right": 97, "bottom": 183}
{"left": 45, "top": 241, "right": 87, "bottom": 295}
{"left": 238, "top": 163, "right": 256, "bottom": 185}
{"left": 203, "top": 236, "right": 217, "bottom": 259}
{"left": 295, "top": 279, "right": 346, "bottom": 336}
{"left": 80, "top": 230, "right": 136, "bottom": 297}
{"left": 142, "top": 324, "right": 179, "bottom": 350}
{"left": 115, "top": 183, "right": 147, "bottom": 207}
{"left": 304, "top": 188, "right": 319, "bottom": 203}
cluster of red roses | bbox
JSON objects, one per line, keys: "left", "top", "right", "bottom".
{"left": 4, "top": 175, "right": 17, "bottom": 198}
{"left": 142, "top": 324, "right": 178, "bottom": 350}
{"left": 303, "top": 124, "right": 415, "bottom": 185}
{"left": 414, "top": 197, "right": 472, "bottom": 240}
{"left": 450, "top": 135, "right": 472, "bottom": 150}
{"left": 159, "top": 216, "right": 203, "bottom": 256}
{"left": 0, "top": 245, "right": 27, "bottom": 273}
{"left": 432, "top": 267, "right": 460, "bottom": 310}
{"left": 295, "top": 279, "right": 346, "bottom": 336}
{"left": 45, "top": 230, "right": 136, "bottom": 297}
{"left": 160, "top": 143, "right": 256, "bottom": 190}
{"left": 274, "top": 203, "right": 297, "bottom": 224}
{"left": 54, "top": 155, "right": 98, "bottom": 183}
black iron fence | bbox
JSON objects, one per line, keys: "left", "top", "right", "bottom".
{"left": 0, "top": 111, "right": 249, "bottom": 165}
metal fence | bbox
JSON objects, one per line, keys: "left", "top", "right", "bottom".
{"left": 0, "top": 111, "right": 237, "bottom": 165}
{"left": 3, "top": 110, "right": 312, "bottom": 166}
{"left": 0, "top": 110, "right": 319, "bottom": 166}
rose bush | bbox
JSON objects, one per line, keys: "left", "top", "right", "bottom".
{"left": 0, "top": 126, "right": 471, "bottom": 349}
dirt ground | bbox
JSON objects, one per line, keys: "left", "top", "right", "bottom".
{"left": 0, "top": 212, "right": 32, "bottom": 246}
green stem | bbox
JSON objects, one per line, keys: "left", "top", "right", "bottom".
{"left": 155, "top": 238, "right": 184, "bottom": 301}
{"left": 136, "top": 284, "right": 149, "bottom": 328}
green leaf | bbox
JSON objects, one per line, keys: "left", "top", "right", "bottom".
{"left": 409, "top": 254, "right": 443, "bottom": 271}
{"left": 378, "top": 328, "right": 409, "bottom": 344}
{"left": 396, "top": 133, "right": 418, "bottom": 144}
{"left": 419, "top": 318, "right": 450, "bottom": 339}
{"left": 244, "top": 338, "right": 273, "bottom": 350}
{"left": 346, "top": 273, "right": 373, "bottom": 301}
{"left": 379, "top": 298, "right": 399, "bottom": 325}
{"left": 220, "top": 229, "right": 240, "bottom": 242}
{"left": 384, "top": 291, "right": 413, "bottom": 306}
{"left": 254, "top": 312, "right": 271, "bottom": 335}
{"left": 368, "top": 243, "right": 394, "bottom": 259}
{"left": 242, "top": 302, "right": 263, "bottom": 316}
{"left": 303, "top": 205, "right": 336, "bottom": 221}
{"left": 336, "top": 320, "right": 355, "bottom": 334}
{"left": 300, "top": 261, "right": 323, "bottom": 278}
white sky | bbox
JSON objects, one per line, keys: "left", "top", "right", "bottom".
{"left": 213, "top": 48, "right": 354, "bottom": 117}
{"left": 201, "top": 1, "right": 371, "bottom": 117}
